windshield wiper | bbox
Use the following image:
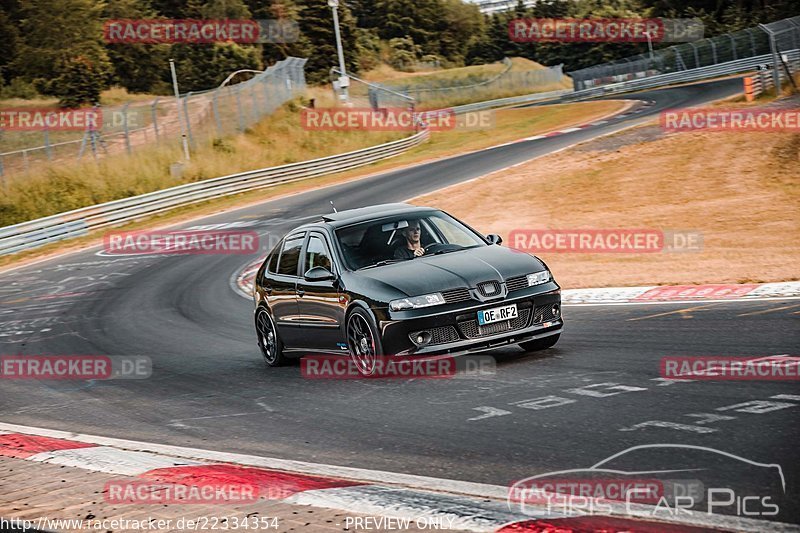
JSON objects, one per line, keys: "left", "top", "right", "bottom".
{"left": 359, "top": 259, "right": 406, "bottom": 270}
{"left": 431, "top": 247, "right": 463, "bottom": 255}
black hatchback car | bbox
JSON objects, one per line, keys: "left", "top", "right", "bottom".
{"left": 253, "top": 203, "right": 562, "bottom": 374}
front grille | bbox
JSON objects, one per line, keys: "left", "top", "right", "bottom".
{"left": 505, "top": 275, "right": 528, "bottom": 292}
{"left": 476, "top": 280, "right": 502, "bottom": 298}
{"left": 533, "top": 304, "right": 559, "bottom": 324}
{"left": 410, "top": 326, "right": 460, "bottom": 346}
{"left": 430, "top": 326, "right": 460, "bottom": 345}
{"left": 458, "top": 308, "right": 531, "bottom": 339}
{"left": 442, "top": 287, "right": 472, "bottom": 304}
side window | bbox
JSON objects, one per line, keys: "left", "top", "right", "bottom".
{"left": 304, "top": 234, "right": 333, "bottom": 274}
{"left": 266, "top": 242, "right": 281, "bottom": 273}
{"left": 277, "top": 234, "right": 304, "bottom": 276}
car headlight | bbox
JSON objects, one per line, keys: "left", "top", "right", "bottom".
{"left": 527, "top": 270, "right": 551, "bottom": 286}
{"left": 390, "top": 292, "right": 445, "bottom": 311}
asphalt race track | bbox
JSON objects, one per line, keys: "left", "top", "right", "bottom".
{"left": 2, "top": 78, "right": 798, "bottom": 525}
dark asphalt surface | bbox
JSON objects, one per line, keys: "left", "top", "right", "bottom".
{"left": 1, "top": 77, "right": 798, "bottom": 525}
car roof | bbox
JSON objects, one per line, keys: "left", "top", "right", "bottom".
{"left": 315, "top": 203, "right": 439, "bottom": 228}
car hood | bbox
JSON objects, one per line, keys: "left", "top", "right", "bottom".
{"left": 354, "top": 245, "right": 546, "bottom": 297}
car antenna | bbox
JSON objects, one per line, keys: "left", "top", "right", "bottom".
{"left": 330, "top": 201, "right": 337, "bottom": 213}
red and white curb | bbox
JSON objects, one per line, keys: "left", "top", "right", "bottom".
{"left": 2, "top": 423, "right": 798, "bottom": 532}
{"left": 562, "top": 281, "right": 800, "bottom": 305}
{"left": 232, "top": 257, "right": 800, "bottom": 306}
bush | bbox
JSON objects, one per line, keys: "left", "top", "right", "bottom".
{"left": 0, "top": 78, "right": 41, "bottom": 99}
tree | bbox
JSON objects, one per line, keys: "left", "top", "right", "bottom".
{"left": 103, "top": 0, "right": 171, "bottom": 94}
{"left": 388, "top": 36, "right": 421, "bottom": 70}
{"left": 294, "top": 0, "right": 359, "bottom": 84}
{"left": 52, "top": 56, "right": 110, "bottom": 106}
{"left": 0, "top": 9, "right": 20, "bottom": 84}
{"left": 169, "top": 42, "right": 263, "bottom": 91}
{"left": 13, "top": 0, "right": 113, "bottom": 101}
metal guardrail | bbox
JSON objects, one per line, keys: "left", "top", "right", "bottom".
{"left": 0, "top": 85, "right": 580, "bottom": 256}
{"left": 563, "top": 49, "right": 800, "bottom": 100}
{"left": 0, "top": 130, "right": 430, "bottom": 255}
{"left": 5, "top": 45, "right": 796, "bottom": 256}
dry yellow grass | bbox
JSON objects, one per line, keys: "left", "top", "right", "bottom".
{"left": 362, "top": 57, "right": 548, "bottom": 84}
{"left": 412, "top": 124, "right": 800, "bottom": 288}
{"left": 0, "top": 99, "right": 627, "bottom": 268}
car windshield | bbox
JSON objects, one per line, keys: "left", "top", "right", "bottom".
{"left": 335, "top": 211, "right": 486, "bottom": 270}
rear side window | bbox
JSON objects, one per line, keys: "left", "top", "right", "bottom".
{"left": 277, "top": 235, "right": 304, "bottom": 276}
{"left": 266, "top": 242, "right": 281, "bottom": 273}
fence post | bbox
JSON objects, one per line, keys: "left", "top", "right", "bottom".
{"left": 44, "top": 127, "right": 53, "bottom": 161}
{"left": 760, "top": 25, "right": 782, "bottom": 97}
{"left": 689, "top": 43, "right": 700, "bottom": 68}
{"left": 183, "top": 92, "right": 195, "bottom": 148}
{"left": 728, "top": 34, "right": 737, "bottom": 60}
{"left": 212, "top": 91, "right": 223, "bottom": 135}
{"left": 264, "top": 78, "right": 272, "bottom": 113}
{"left": 151, "top": 98, "right": 160, "bottom": 143}
{"left": 122, "top": 102, "right": 132, "bottom": 154}
{"left": 746, "top": 29, "right": 757, "bottom": 56}
{"left": 235, "top": 86, "right": 245, "bottom": 132}
{"left": 250, "top": 84, "right": 259, "bottom": 125}
{"left": 709, "top": 39, "right": 718, "bottom": 64}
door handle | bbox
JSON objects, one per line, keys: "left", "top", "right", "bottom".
{"left": 296, "top": 288, "right": 305, "bottom": 297}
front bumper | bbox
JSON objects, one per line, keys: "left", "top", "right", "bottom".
{"left": 377, "top": 287, "right": 562, "bottom": 356}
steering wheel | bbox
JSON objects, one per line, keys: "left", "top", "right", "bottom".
{"left": 423, "top": 243, "right": 459, "bottom": 255}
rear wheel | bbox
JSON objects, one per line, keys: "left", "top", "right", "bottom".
{"left": 519, "top": 334, "right": 560, "bottom": 353}
{"left": 346, "top": 308, "right": 383, "bottom": 376}
{"left": 256, "top": 307, "right": 286, "bottom": 367}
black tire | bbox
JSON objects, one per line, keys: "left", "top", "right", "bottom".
{"left": 346, "top": 307, "right": 384, "bottom": 376}
{"left": 255, "top": 306, "right": 286, "bottom": 367}
{"left": 519, "top": 334, "right": 560, "bottom": 353}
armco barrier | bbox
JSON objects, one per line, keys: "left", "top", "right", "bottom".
{"left": 4, "top": 46, "right": 796, "bottom": 256}
{"left": 564, "top": 49, "right": 799, "bottom": 101}
{"left": 0, "top": 87, "right": 576, "bottom": 257}
{"left": 0, "top": 130, "right": 429, "bottom": 255}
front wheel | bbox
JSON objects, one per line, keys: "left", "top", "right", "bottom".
{"left": 519, "top": 333, "right": 560, "bottom": 353}
{"left": 256, "top": 307, "right": 286, "bottom": 367}
{"left": 346, "top": 307, "right": 383, "bottom": 376}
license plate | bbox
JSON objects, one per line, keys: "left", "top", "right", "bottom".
{"left": 477, "top": 304, "right": 518, "bottom": 325}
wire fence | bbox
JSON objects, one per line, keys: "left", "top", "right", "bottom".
{"left": 363, "top": 58, "right": 567, "bottom": 108}
{"left": 568, "top": 16, "right": 800, "bottom": 91}
{"left": 0, "top": 57, "right": 307, "bottom": 181}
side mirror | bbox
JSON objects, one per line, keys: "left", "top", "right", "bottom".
{"left": 486, "top": 234, "right": 503, "bottom": 245}
{"left": 304, "top": 266, "right": 335, "bottom": 281}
